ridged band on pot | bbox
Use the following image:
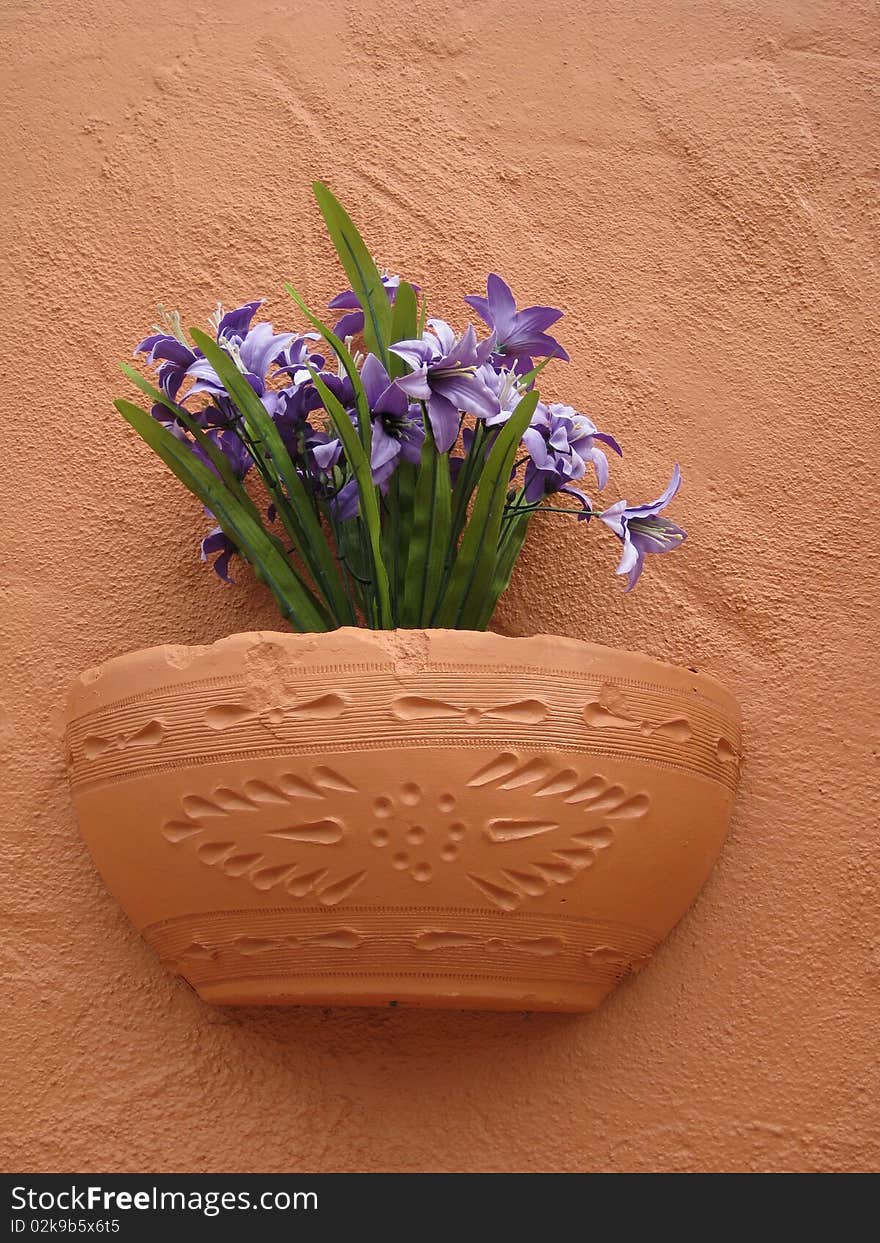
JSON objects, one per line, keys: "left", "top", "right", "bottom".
{"left": 65, "top": 628, "right": 742, "bottom": 1012}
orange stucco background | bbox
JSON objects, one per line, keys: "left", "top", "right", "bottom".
{"left": 2, "top": 0, "right": 878, "bottom": 1173}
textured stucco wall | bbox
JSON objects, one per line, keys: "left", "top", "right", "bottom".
{"left": 2, "top": 0, "right": 878, "bottom": 1173}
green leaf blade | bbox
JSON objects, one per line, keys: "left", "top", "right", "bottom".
{"left": 120, "top": 363, "right": 261, "bottom": 519}
{"left": 312, "top": 181, "right": 392, "bottom": 367}
{"left": 474, "top": 510, "right": 532, "bottom": 629}
{"left": 188, "top": 327, "right": 355, "bottom": 627}
{"left": 284, "top": 285, "right": 373, "bottom": 457}
{"left": 433, "top": 391, "right": 540, "bottom": 629}
{"left": 306, "top": 367, "right": 393, "bottom": 629}
{"left": 401, "top": 430, "right": 452, "bottom": 627}
{"left": 388, "top": 281, "right": 418, "bottom": 379}
{"left": 114, "top": 398, "right": 329, "bottom": 632}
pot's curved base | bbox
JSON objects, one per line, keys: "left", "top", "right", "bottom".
{"left": 196, "top": 975, "right": 611, "bottom": 1012}
{"left": 143, "top": 904, "right": 656, "bottom": 1013}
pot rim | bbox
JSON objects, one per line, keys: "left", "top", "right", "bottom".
{"left": 67, "top": 627, "right": 740, "bottom": 725}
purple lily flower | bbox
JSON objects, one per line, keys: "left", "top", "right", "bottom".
{"left": 134, "top": 336, "right": 196, "bottom": 403}
{"left": 214, "top": 300, "right": 264, "bottom": 339}
{"left": 598, "top": 465, "right": 686, "bottom": 591}
{"left": 327, "top": 355, "right": 426, "bottom": 521}
{"left": 265, "top": 334, "right": 334, "bottom": 445}
{"left": 271, "top": 352, "right": 363, "bottom": 467}
{"left": 361, "top": 354, "right": 425, "bottom": 478}
{"left": 273, "top": 334, "right": 325, "bottom": 384}
{"left": 390, "top": 319, "right": 499, "bottom": 452}
{"left": 310, "top": 434, "right": 343, "bottom": 473}
{"left": 521, "top": 402, "right": 622, "bottom": 501}
{"left": 135, "top": 301, "right": 294, "bottom": 413}
{"left": 297, "top": 426, "right": 345, "bottom": 496}
{"left": 329, "top": 274, "right": 417, "bottom": 339}
{"left": 271, "top": 382, "right": 325, "bottom": 455}
{"left": 320, "top": 369, "right": 358, "bottom": 410}
{"left": 465, "top": 274, "right": 569, "bottom": 370}
{"left": 191, "top": 427, "right": 252, "bottom": 481}
{"left": 447, "top": 367, "right": 530, "bottom": 481}
{"left": 186, "top": 311, "right": 296, "bottom": 400}
{"left": 265, "top": 425, "right": 342, "bottom": 524}
{"left": 135, "top": 307, "right": 200, "bottom": 402}
{"left": 200, "top": 527, "right": 237, "bottom": 582}
{"left": 477, "top": 363, "right": 532, "bottom": 428}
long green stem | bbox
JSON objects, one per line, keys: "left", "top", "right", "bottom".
{"left": 512, "top": 504, "right": 597, "bottom": 517}
{"left": 449, "top": 422, "right": 488, "bottom": 542}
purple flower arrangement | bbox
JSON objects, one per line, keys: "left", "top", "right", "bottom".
{"left": 117, "top": 184, "right": 685, "bottom": 632}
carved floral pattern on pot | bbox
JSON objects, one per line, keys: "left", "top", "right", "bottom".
{"left": 159, "top": 754, "right": 647, "bottom": 912}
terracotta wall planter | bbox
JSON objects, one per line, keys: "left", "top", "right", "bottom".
{"left": 65, "top": 629, "right": 741, "bottom": 1011}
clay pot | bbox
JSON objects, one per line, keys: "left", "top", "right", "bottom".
{"left": 66, "top": 629, "right": 741, "bottom": 1011}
